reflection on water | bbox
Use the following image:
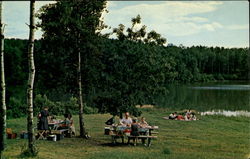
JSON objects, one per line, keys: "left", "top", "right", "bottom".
{"left": 192, "top": 85, "right": 250, "bottom": 90}
{"left": 156, "top": 81, "right": 250, "bottom": 111}
{"left": 201, "top": 110, "right": 250, "bottom": 117}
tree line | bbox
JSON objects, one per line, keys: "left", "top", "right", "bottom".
{"left": 4, "top": 37, "right": 249, "bottom": 118}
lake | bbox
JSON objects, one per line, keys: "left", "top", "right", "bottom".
{"left": 156, "top": 81, "right": 250, "bottom": 112}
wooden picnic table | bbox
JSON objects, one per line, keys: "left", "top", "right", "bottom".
{"left": 36, "top": 120, "right": 70, "bottom": 140}
{"left": 105, "top": 125, "right": 158, "bottom": 146}
{"left": 48, "top": 119, "right": 64, "bottom": 130}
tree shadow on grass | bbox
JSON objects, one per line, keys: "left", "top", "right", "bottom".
{"left": 100, "top": 142, "right": 130, "bottom": 147}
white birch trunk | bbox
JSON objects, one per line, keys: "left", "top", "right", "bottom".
{"left": 0, "top": 1, "right": 6, "bottom": 158}
{"left": 27, "top": 0, "right": 36, "bottom": 153}
{"left": 78, "top": 15, "right": 86, "bottom": 138}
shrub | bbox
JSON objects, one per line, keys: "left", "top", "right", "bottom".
{"left": 84, "top": 104, "right": 99, "bottom": 114}
{"left": 34, "top": 94, "right": 98, "bottom": 116}
{"left": 215, "top": 74, "right": 224, "bottom": 80}
{"left": 7, "top": 97, "right": 26, "bottom": 118}
{"left": 34, "top": 94, "right": 47, "bottom": 115}
{"left": 64, "top": 97, "right": 78, "bottom": 115}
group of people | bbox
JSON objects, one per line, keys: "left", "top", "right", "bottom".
{"left": 169, "top": 109, "right": 197, "bottom": 121}
{"left": 37, "top": 106, "right": 76, "bottom": 136}
{"left": 118, "top": 112, "right": 150, "bottom": 145}
{"left": 119, "top": 112, "right": 149, "bottom": 128}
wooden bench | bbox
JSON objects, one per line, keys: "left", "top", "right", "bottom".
{"left": 110, "top": 134, "right": 125, "bottom": 144}
{"left": 128, "top": 135, "right": 158, "bottom": 147}
{"left": 106, "top": 126, "right": 159, "bottom": 146}
{"left": 50, "top": 129, "right": 71, "bottom": 139}
{"left": 110, "top": 134, "right": 158, "bottom": 146}
{"left": 51, "top": 129, "right": 69, "bottom": 135}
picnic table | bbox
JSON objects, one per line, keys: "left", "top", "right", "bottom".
{"left": 36, "top": 120, "right": 71, "bottom": 140}
{"left": 104, "top": 125, "right": 158, "bottom": 146}
{"left": 48, "top": 119, "right": 64, "bottom": 130}
{"left": 49, "top": 120, "right": 72, "bottom": 138}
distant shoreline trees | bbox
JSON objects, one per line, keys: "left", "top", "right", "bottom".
{"left": 3, "top": 37, "right": 249, "bottom": 118}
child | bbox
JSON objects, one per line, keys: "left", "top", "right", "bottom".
{"left": 130, "top": 118, "right": 140, "bottom": 146}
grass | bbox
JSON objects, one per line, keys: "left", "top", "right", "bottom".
{"left": 2, "top": 108, "right": 250, "bottom": 159}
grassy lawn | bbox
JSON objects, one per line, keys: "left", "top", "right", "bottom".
{"left": 3, "top": 108, "right": 250, "bottom": 159}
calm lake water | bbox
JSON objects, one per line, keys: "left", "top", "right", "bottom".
{"left": 156, "top": 81, "right": 250, "bottom": 112}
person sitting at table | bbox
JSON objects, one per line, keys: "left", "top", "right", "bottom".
{"left": 130, "top": 118, "right": 140, "bottom": 146}
{"left": 57, "top": 113, "right": 75, "bottom": 136}
{"left": 68, "top": 114, "right": 76, "bottom": 136}
{"left": 48, "top": 115, "right": 56, "bottom": 123}
{"left": 119, "top": 112, "right": 132, "bottom": 127}
{"left": 138, "top": 117, "right": 149, "bottom": 145}
{"left": 139, "top": 117, "right": 149, "bottom": 128}
{"left": 58, "top": 114, "right": 69, "bottom": 128}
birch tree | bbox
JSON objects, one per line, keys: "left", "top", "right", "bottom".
{"left": 0, "top": 1, "right": 6, "bottom": 158}
{"left": 27, "top": 0, "right": 36, "bottom": 155}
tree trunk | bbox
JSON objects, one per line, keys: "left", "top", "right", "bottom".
{"left": 27, "top": 0, "right": 36, "bottom": 154}
{"left": 78, "top": 43, "right": 87, "bottom": 138}
{"left": 0, "top": 2, "right": 6, "bottom": 158}
{"left": 77, "top": 13, "right": 87, "bottom": 138}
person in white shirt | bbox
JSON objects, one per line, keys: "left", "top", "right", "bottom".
{"left": 120, "top": 112, "right": 132, "bottom": 127}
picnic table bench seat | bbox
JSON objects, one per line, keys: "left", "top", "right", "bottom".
{"left": 51, "top": 129, "right": 71, "bottom": 139}
{"left": 35, "top": 129, "right": 70, "bottom": 140}
{"left": 106, "top": 125, "right": 159, "bottom": 146}
{"left": 128, "top": 135, "right": 158, "bottom": 139}
{"left": 128, "top": 135, "right": 157, "bottom": 147}
{"left": 110, "top": 134, "right": 158, "bottom": 146}
{"left": 51, "top": 129, "right": 69, "bottom": 135}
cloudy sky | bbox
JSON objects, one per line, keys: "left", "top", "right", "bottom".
{"left": 2, "top": 1, "right": 249, "bottom": 48}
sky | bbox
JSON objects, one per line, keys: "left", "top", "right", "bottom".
{"left": 2, "top": 1, "right": 249, "bottom": 48}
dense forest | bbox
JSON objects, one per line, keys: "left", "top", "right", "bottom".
{"left": 5, "top": 38, "right": 249, "bottom": 118}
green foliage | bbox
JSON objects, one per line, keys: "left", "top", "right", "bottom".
{"left": 4, "top": 37, "right": 249, "bottom": 118}
{"left": 33, "top": 94, "right": 96, "bottom": 116}
{"left": 113, "top": 14, "right": 167, "bottom": 46}
{"left": 7, "top": 97, "right": 26, "bottom": 118}
{"left": 34, "top": 94, "right": 65, "bottom": 115}
{"left": 84, "top": 104, "right": 99, "bottom": 114}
